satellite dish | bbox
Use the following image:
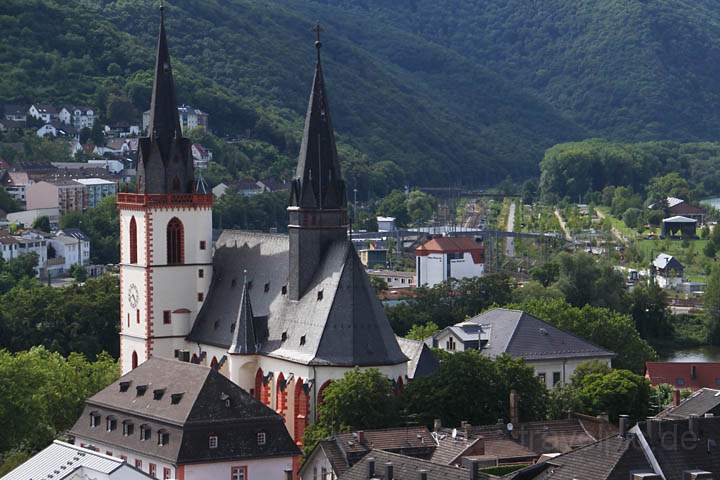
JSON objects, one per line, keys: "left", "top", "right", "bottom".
{"left": 507, "top": 422, "right": 514, "bottom": 432}
{"left": 451, "top": 428, "right": 457, "bottom": 439}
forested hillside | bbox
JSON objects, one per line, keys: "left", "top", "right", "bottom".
{"left": 0, "top": 0, "right": 583, "bottom": 192}
{"left": 312, "top": 0, "right": 720, "bottom": 142}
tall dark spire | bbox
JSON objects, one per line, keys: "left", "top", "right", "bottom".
{"left": 290, "top": 23, "right": 346, "bottom": 210}
{"left": 228, "top": 275, "right": 257, "bottom": 355}
{"left": 288, "top": 26, "right": 349, "bottom": 301}
{"left": 136, "top": 4, "right": 195, "bottom": 195}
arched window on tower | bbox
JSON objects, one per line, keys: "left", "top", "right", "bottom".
{"left": 166, "top": 218, "right": 184, "bottom": 265}
{"left": 131, "top": 351, "right": 138, "bottom": 370}
{"left": 129, "top": 216, "right": 138, "bottom": 264}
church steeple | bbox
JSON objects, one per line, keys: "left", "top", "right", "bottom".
{"left": 228, "top": 275, "right": 257, "bottom": 355}
{"left": 136, "top": 4, "right": 195, "bottom": 195}
{"left": 290, "top": 24, "right": 346, "bottom": 210}
{"left": 288, "top": 26, "right": 349, "bottom": 301}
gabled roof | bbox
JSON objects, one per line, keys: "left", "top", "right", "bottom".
{"left": 228, "top": 278, "right": 257, "bottom": 355}
{"left": 396, "top": 337, "right": 439, "bottom": 378}
{"left": 652, "top": 253, "right": 684, "bottom": 271}
{"left": 188, "top": 231, "right": 407, "bottom": 367}
{"left": 657, "top": 387, "right": 720, "bottom": 419}
{"left": 416, "top": 236, "right": 484, "bottom": 254}
{"left": 2, "top": 440, "right": 152, "bottom": 480}
{"left": 339, "top": 449, "right": 470, "bottom": 480}
{"left": 662, "top": 215, "right": 697, "bottom": 223}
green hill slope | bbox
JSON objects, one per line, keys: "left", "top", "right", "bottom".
{"left": 0, "top": 0, "right": 583, "bottom": 190}
{"left": 312, "top": 0, "right": 720, "bottom": 142}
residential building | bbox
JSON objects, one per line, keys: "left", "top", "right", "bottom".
{"left": 257, "top": 178, "right": 290, "bottom": 193}
{"left": 646, "top": 362, "right": 720, "bottom": 391}
{"left": 6, "top": 207, "right": 60, "bottom": 228}
{"left": 143, "top": 104, "right": 208, "bottom": 134}
{"left": 427, "top": 308, "right": 615, "bottom": 389}
{"left": 416, "top": 237, "right": 485, "bottom": 287}
{"left": 59, "top": 106, "right": 95, "bottom": 129}
{"left": 116, "top": 10, "right": 415, "bottom": 459}
{"left": 367, "top": 269, "right": 414, "bottom": 289}
{"left": 75, "top": 178, "right": 118, "bottom": 207}
{"left": 396, "top": 337, "right": 439, "bottom": 379}
{"left": 0, "top": 230, "right": 48, "bottom": 275}
{"left": 656, "top": 387, "right": 720, "bottom": 419}
{"left": 236, "top": 179, "right": 264, "bottom": 196}
{"left": 29, "top": 104, "right": 58, "bottom": 123}
{"left": 47, "top": 229, "right": 91, "bottom": 275}
{"left": 191, "top": 144, "right": 212, "bottom": 169}
{"left": 509, "top": 415, "right": 720, "bottom": 480}
{"left": 359, "top": 247, "right": 388, "bottom": 268}
{"left": 212, "top": 182, "right": 230, "bottom": 198}
{"left": 3, "top": 104, "right": 28, "bottom": 122}
{"left": 26, "top": 179, "right": 88, "bottom": 213}
{"left": 2, "top": 440, "right": 153, "bottom": 480}
{"left": 337, "top": 450, "right": 480, "bottom": 480}
{"left": 70, "top": 357, "right": 300, "bottom": 480}
{"left": 377, "top": 216, "right": 396, "bottom": 232}
{"left": 0, "top": 171, "right": 31, "bottom": 203}
{"left": 651, "top": 253, "right": 684, "bottom": 288}
{"left": 650, "top": 197, "right": 706, "bottom": 224}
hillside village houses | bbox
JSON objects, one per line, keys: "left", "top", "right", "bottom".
{"left": 142, "top": 104, "right": 208, "bottom": 134}
{"left": 416, "top": 236, "right": 485, "bottom": 287}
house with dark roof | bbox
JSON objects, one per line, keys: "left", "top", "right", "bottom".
{"left": 70, "top": 357, "right": 299, "bottom": 480}
{"left": 416, "top": 236, "right": 485, "bottom": 287}
{"left": 651, "top": 253, "right": 685, "bottom": 288}
{"left": 115, "top": 7, "right": 417, "bottom": 462}
{"left": 337, "top": 449, "right": 477, "bottom": 480}
{"left": 396, "top": 337, "right": 439, "bottom": 379}
{"left": 508, "top": 415, "right": 720, "bottom": 479}
{"left": 427, "top": 309, "right": 615, "bottom": 389}
{"left": 656, "top": 387, "right": 720, "bottom": 419}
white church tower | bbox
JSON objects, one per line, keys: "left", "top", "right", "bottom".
{"left": 118, "top": 7, "right": 213, "bottom": 374}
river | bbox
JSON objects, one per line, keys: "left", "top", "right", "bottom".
{"left": 660, "top": 345, "right": 720, "bottom": 362}
{"left": 701, "top": 197, "right": 720, "bottom": 210}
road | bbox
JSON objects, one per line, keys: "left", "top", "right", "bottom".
{"left": 505, "top": 201, "right": 516, "bottom": 257}
{"left": 554, "top": 209, "right": 573, "bottom": 241}
{"left": 595, "top": 209, "right": 630, "bottom": 244}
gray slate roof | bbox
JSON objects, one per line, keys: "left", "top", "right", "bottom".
{"left": 338, "top": 449, "right": 470, "bottom": 480}
{"left": 188, "top": 231, "right": 407, "bottom": 366}
{"left": 454, "top": 308, "right": 614, "bottom": 361}
{"left": 70, "top": 357, "right": 299, "bottom": 464}
{"left": 1, "top": 441, "right": 152, "bottom": 480}
{"left": 396, "top": 337, "right": 439, "bottom": 379}
{"left": 657, "top": 388, "right": 720, "bottom": 419}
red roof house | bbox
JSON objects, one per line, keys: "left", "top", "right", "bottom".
{"left": 645, "top": 362, "right": 720, "bottom": 390}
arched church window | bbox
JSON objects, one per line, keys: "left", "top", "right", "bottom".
{"left": 131, "top": 351, "right": 138, "bottom": 370}
{"left": 166, "top": 217, "right": 184, "bottom": 265}
{"left": 129, "top": 216, "right": 138, "bottom": 264}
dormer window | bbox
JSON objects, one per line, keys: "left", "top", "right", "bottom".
{"left": 257, "top": 431, "right": 267, "bottom": 446}
{"left": 153, "top": 388, "right": 166, "bottom": 400}
{"left": 157, "top": 430, "right": 170, "bottom": 446}
{"left": 317, "top": 289, "right": 323, "bottom": 301}
{"left": 300, "top": 335, "right": 306, "bottom": 346}
{"left": 140, "top": 424, "right": 151, "bottom": 441}
{"left": 281, "top": 285, "right": 287, "bottom": 295}
{"left": 90, "top": 412, "right": 100, "bottom": 428}
{"left": 281, "top": 331, "right": 287, "bottom": 342}
{"left": 119, "top": 381, "right": 131, "bottom": 392}
{"left": 106, "top": 416, "right": 117, "bottom": 432}
{"left": 136, "top": 385, "right": 147, "bottom": 396}
{"left": 264, "top": 282, "right": 270, "bottom": 293}
{"left": 122, "top": 420, "right": 134, "bottom": 436}
{"left": 209, "top": 435, "right": 218, "bottom": 449}
{"left": 171, "top": 393, "right": 184, "bottom": 405}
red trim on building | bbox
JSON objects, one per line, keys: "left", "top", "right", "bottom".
{"left": 646, "top": 361, "right": 720, "bottom": 390}
{"left": 294, "top": 379, "right": 309, "bottom": 446}
{"left": 415, "top": 237, "right": 485, "bottom": 264}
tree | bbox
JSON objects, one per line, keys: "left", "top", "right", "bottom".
{"left": 317, "top": 368, "right": 400, "bottom": 433}
{"left": 622, "top": 207, "right": 643, "bottom": 229}
{"left": 405, "top": 190, "right": 436, "bottom": 225}
{"left": 376, "top": 190, "right": 409, "bottom": 226}
{"left": 403, "top": 351, "right": 547, "bottom": 427}
{"left": 369, "top": 276, "right": 388, "bottom": 293}
{"left": 105, "top": 94, "right": 136, "bottom": 125}
{"left": 520, "top": 179, "right": 538, "bottom": 204}
{"left": 628, "top": 280, "right": 672, "bottom": 339}
{"left": 69, "top": 264, "right": 87, "bottom": 282}
{"left": 575, "top": 369, "right": 652, "bottom": 422}
{"left": 405, "top": 321, "right": 439, "bottom": 341}
{"left": 31, "top": 215, "right": 50, "bottom": 233}
{"left": 646, "top": 172, "right": 691, "bottom": 205}
{"left": 60, "top": 196, "right": 118, "bottom": 264}
{"left": 4, "top": 253, "right": 38, "bottom": 280}
{"left": 554, "top": 252, "right": 628, "bottom": 312}
{"left": 529, "top": 261, "right": 559, "bottom": 287}
{"left": 704, "top": 263, "right": 720, "bottom": 345}
{"left": 516, "top": 298, "right": 656, "bottom": 372}
{"left": 0, "top": 347, "right": 118, "bottom": 454}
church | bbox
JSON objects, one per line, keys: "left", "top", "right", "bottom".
{"left": 117, "top": 9, "right": 420, "bottom": 447}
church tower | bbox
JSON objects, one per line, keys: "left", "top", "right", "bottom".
{"left": 288, "top": 27, "right": 349, "bottom": 301}
{"left": 118, "top": 6, "right": 213, "bottom": 374}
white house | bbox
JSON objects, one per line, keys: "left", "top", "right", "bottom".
{"left": 651, "top": 253, "right": 685, "bottom": 289}
{"left": 377, "top": 216, "right": 396, "bottom": 232}
{"left": 0, "top": 230, "right": 48, "bottom": 276}
{"left": 415, "top": 236, "right": 485, "bottom": 287}
{"left": 367, "top": 269, "right": 415, "bottom": 289}
{"left": 428, "top": 308, "right": 615, "bottom": 389}
{"left": 47, "top": 229, "right": 91, "bottom": 274}
{"left": 29, "top": 104, "right": 58, "bottom": 123}
{"left": 36, "top": 123, "right": 58, "bottom": 137}
{"left": 2, "top": 441, "right": 154, "bottom": 480}
{"left": 143, "top": 105, "right": 208, "bottom": 134}
{"left": 75, "top": 177, "right": 118, "bottom": 208}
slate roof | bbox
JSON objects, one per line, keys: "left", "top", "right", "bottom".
{"left": 438, "top": 308, "right": 614, "bottom": 361}
{"left": 429, "top": 433, "right": 484, "bottom": 465}
{"left": 652, "top": 253, "right": 684, "bottom": 271}
{"left": 657, "top": 388, "right": 720, "bottom": 419}
{"left": 188, "top": 231, "right": 407, "bottom": 367}
{"left": 69, "top": 357, "right": 299, "bottom": 464}
{"left": 396, "top": 337, "right": 439, "bottom": 379}
{"left": 338, "top": 449, "right": 470, "bottom": 480}
{"left": 662, "top": 215, "right": 697, "bottom": 223}
{"left": 2, "top": 441, "right": 152, "bottom": 480}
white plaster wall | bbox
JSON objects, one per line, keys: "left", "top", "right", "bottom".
{"left": 417, "top": 253, "right": 445, "bottom": 287}
{"left": 151, "top": 208, "right": 213, "bottom": 266}
{"left": 434, "top": 330, "right": 466, "bottom": 352}
{"left": 120, "top": 211, "right": 148, "bottom": 266}
{"left": 449, "top": 252, "right": 484, "bottom": 281}
{"left": 73, "top": 436, "right": 176, "bottom": 479}
{"left": 301, "top": 450, "right": 337, "bottom": 480}
{"left": 120, "top": 336, "right": 147, "bottom": 373}
{"left": 183, "top": 456, "right": 293, "bottom": 480}
{"left": 529, "top": 357, "right": 613, "bottom": 389}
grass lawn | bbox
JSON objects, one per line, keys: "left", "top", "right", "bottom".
{"left": 636, "top": 238, "right": 709, "bottom": 278}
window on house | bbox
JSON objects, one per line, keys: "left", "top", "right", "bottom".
{"left": 127, "top": 313, "right": 130, "bottom": 328}
{"left": 552, "top": 372, "right": 561, "bottom": 386}
{"left": 282, "top": 285, "right": 287, "bottom": 295}
{"left": 106, "top": 451, "right": 113, "bottom": 456}
{"left": 106, "top": 416, "right": 117, "bottom": 432}
{"left": 163, "top": 468, "right": 172, "bottom": 480}
{"left": 209, "top": 435, "right": 218, "bottom": 449}
{"left": 446, "top": 337, "right": 456, "bottom": 351}
{"left": 120, "top": 381, "right": 131, "bottom": 393}
{"left": 140, "top": 424, "right": 151, "bottom": 441}
{"left": 171, "top": 393, "right": 183, "bottom": 405}
{"left": 317, "top": 289, "right": 323, "bottom": 301}
{"left": 676, "top": 378, "right": 686, "bottom": 387}
{"left": 129, "top": 216, "right": 138, "bottom": 264}
{"left": 198, "top": 292, "right": 204, "bottom": 302}
{"left": 135, "top": 459, "right": 142, "bottom": 470}
{"left": 200, "top": 240, "right": 206, "bottom": 250}
{"left": 153, "top": 389, "right": 165, "bottom": 400}
{"left": 149, "top": 463, "right": 157, "bottom": 478}
{"left": 123, "top": 421, "right": 134, "bottom": 436}
{"left": 300, "top": 335, "right": 306, "bottom": 346}
{"left": 198, "top": 269, "right": 204, "bottom": 278}
{"left": 257, "top": 431, "right": 267, "bottom": 446}
{"left": 264, "top": 282, "right": 270, "bottom": 293}
{"left": 121, "top": 455, "right": 127, "bottom": 461}
{"left": 538, "top": 373, "right": 546, "bottom": 385}
{"left": 163, "top": 310, "right": 171, "bottom": 325}
{"left": 166, "top": 217, "right": 184, "bottom": 265}
{"left": 90, "top": 412, "right": 100, "bottom": 428}
{"left": 231, "top": 466, "right": 247, "bottom": 480}
{"left": 136, "top": 309, "right": 140, "bottom": 324}
{"left": 158, "top": 430, "right": 170, "bottom": 446}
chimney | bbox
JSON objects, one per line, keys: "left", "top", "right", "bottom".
{"left": 673, "top": 389, "right": 682, "bottom": 407}
{"left": 433, "top": 418, "right": 442, "bottom": 432}
{"left": 367, "top": 457, "right": 375, "bottom": 478}
{"left": 284, "top": 469, "right": 293, "bottom": 480}
{"left": 684, "top": 471, "right": 714, "bottom": 480}
{"left": 385, "top": 462, "right": 393, "bottom": 480}
{"left": 357, "top": 430, "right": 365, "bottom": 444}
{"left": 619, "top": 414, "right": 630, "bottom": 438}
{"left": 462, "top": 459, "right": 481, "bottom": 480}
{"left": 645, "top": 417, "right": 658, "bottom": 440}
{"left": 689, "top": 414, "right": 699, "bottom": 436}
{"left": 509, "top": 390, "right": 520, "bottom": 429}
{"left": 418, "top": 470, "right": 428, "bottom": 480}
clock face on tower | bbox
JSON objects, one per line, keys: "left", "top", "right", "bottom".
{"left": 128, "top": 283, "right": 139, "bottom": 309}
